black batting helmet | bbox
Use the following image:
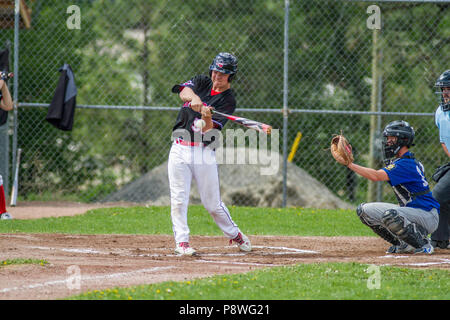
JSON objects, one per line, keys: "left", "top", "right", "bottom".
{"left": 382, "top": 120, "right": 415, "bottom": 161}
{"left": 209, "top": 52, "right": 238, "bottom": 82}
{"left": 435, "top": 70, "right": 450, "bottom": 112}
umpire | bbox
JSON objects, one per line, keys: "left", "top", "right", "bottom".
{"left": 431, "top": 70, "right": 450, "bottom": 249}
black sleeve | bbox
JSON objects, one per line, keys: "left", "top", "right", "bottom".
{"left": 171, "top": 74, "right": 209, "bottom": 94}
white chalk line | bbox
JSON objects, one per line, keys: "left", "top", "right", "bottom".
{"left": 196, "top": 259, "right": 276, "bottom": 267}
{"left": 378, "top": 255, "right": 450, "bottom": 267}
{"left": 396, "top": 258, "right": 450, "bottom": 267}
{"left": 0, "top": 266, "right": 175, "bottom": 294}
{"left": 380, "top": 255, "right": 411, "bottom": 259}
{"left": 253, "top": 245, "right": 318, "bottom": 254}
{"left": 25, "top": 245, "right": 319, "bottom": 258}
{"left": 2, "top": 244, "right": 314, "bottom": 295}
{"left": 4, "top": 245, "right": 446, "bottom": 295}
{"left": 26, "top": 245, "right": 448, "bottom": 268}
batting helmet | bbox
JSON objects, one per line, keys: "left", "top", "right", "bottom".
{"left": 435, "top": 70, "right": 450, "bottom": 112}
{"left": 209, "top": 52, "right": 238, "bottom": 82}
{"left": 382, "top": 120, "right": 415, "bottom": 161}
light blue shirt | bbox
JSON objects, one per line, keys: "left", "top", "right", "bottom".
{"left": 435, "top": 106, "right": 450, "bottom": 150}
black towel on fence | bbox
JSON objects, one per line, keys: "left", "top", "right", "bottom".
{"left": 46, "top": 63, "right": 77, "bottom": 131}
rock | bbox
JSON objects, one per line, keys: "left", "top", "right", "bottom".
{"left": 103, "top": 147, "right": 354, "bottom": 210}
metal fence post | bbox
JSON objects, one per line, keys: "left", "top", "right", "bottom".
{"left": 11, "top": 0, "right": 19, "bottom": 200}
{"left": 282, "top": 0, "right": 290, "bottom": 207}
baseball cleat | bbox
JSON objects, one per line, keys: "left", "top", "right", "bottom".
{"left": 413, "top": 241, "right": 434, "bottom": 255}
{"left": 0, "top": 212, "right": 12, "bottom": 220}
{"left": 175, "top": 242, "right": 196, "bottom": 256}
{"left": 231, "top": 232, "right": 252, "bottom": 252}
{"left": 386, "top": 241, "right": 414, "bottom": 254}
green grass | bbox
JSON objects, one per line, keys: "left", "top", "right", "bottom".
{"left": 68, "top": 262, "right": 450, "bottom": 300}
{"left": 1, "top": 258, "right": 49, "bottom": 267}
{"left": 0, "top": 205, "right": 372, "bottom": 236}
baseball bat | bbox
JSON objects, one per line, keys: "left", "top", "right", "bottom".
{"left": 211, "top": 109, "right": 272, "bottom": 134}
{"left": 10, "top": 148, "right": 22, "bottom": 207}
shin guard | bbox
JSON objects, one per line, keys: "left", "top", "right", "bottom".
{"left": 382, "top": 209, "right": 428, "bottom": 249}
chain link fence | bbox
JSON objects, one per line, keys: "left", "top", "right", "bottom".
{"left": 0, "top": 0, "right": 448, "bottom": 208}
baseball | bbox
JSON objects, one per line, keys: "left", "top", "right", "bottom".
{"left": 195, "top": 119, "right": 206, "bottom": 129}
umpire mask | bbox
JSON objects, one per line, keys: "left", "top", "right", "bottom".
{"left": 435, "top": 70, "right": 450, "bottom": 112}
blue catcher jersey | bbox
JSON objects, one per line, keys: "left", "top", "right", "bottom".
{"left": 382, "top": 152, "right": 440, "bottom": 212}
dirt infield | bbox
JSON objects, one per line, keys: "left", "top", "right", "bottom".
{"left": 1, "top": 203, "right": 449, "bottom": 300}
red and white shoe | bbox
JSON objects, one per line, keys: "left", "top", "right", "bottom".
{"left": 175, "top": 242, "right": 196, "bottom": 256}
{"left": 230, "top": 232, "right": 252, "bottom": 252}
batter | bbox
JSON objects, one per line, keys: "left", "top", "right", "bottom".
{"left": 168, "top": 52, "right": 251, "bottom": 256}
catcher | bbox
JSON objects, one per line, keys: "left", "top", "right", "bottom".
{"left": 331, "top": 121, "right": 440, "bottom": 254}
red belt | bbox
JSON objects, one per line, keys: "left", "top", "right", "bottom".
{"left": 175, "top": 138, "right": 204, "bottom": 147}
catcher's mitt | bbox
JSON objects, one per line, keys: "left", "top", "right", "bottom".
{"left": 330, "top": 134, "right": 354, "bottom": 166}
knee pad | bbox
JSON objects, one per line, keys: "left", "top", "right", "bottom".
{"left": 382, "top": 209, "right": 404, "bottom": 234}
{"left": 358, "top": 205, "right": 400, "bottom": 245}
{"left": 356, "top": 203, "right": 371, "bottom": 226}
{"left": 356, "top": 203, "right": 365, "bottom": 217}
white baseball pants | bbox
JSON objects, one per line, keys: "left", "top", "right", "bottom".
{"left": 168, "top": 142, "right": 240, "bottom": 244}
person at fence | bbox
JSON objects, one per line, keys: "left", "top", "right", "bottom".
{"left": 430, "top": 70, "right": 450, "bottom": 249}
{"left": 0, "top": 74, "right": 13, "bottom": 220}
{"left": 168, "top": 52, "right": 251, "bottom": 256}
{"left": 345, "top": 121, "right": 439, "bottom": 254}
{"left": 0, "top": 73, "right": 12, "bottom": 112}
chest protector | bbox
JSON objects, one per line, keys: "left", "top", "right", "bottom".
{"left": 388, "top": 154, "right": 430, "bottom": 207}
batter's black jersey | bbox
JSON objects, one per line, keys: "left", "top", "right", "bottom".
{"left": 171, "top": 74, "right": 236, "bottom": 144}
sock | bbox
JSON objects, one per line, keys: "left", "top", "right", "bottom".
{"left": 0, "top": 185, "right": 7, "bottom": 214}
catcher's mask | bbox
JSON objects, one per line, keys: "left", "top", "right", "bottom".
{"left": 209, "top": 52, "right": 237, "bottom": 82}
{"left": 382, "top": 120, "right": 415, "bottom": 163}
{"left": 435, "top": 70, "right": 450, "bottom": 112}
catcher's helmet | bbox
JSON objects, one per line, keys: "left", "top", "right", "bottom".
{"left": 209, "top": 52, "right": 237, "bottom": 82}
{"left": 435, "top": 70, "right": 450, "bottom": 112}
{"left": 382, "top": 120, "right": 415, "bottom": 161}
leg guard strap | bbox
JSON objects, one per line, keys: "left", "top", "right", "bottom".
{"left": 382, "top": 209, "right": 428, "bottom": 249}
